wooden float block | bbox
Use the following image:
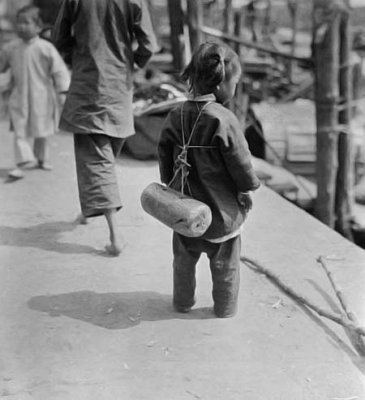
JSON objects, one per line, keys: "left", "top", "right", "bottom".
{"left": 140, "top": 182, "right": 212, "bottom": 237}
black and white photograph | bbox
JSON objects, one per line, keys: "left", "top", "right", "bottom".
{"left": 0, "top": 0, "right": 364, "bottom": 399}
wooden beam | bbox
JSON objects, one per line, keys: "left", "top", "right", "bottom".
{"left": 201, "top": 25, "right": 312, "bottom": 64}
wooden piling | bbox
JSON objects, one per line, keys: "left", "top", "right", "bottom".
{"left": 223, "top": 0, "right": 234, "bottom": 37}
{"left": 186, "top": 0, "right": 203, "bottom": 53}
{"left": 234, "top": 9, "right": 243, "bottom": 57}
{"left": 335, "top": 10, "right": 354, "bottom": 239}
{"left": 168, "top": 0, "right": 186, "bottom": 71}
{"left": 287, "top": 0, "right": 299, "bottom": 82}
{"left": 313, "top": 2, "right": 341, "bottom": 228}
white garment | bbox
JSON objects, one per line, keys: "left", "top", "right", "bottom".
{"left": 0, "top": 36, "right": 70, "bottom": 138}
{"left": 0, "top": 36, "right": 70, "bottom": 164}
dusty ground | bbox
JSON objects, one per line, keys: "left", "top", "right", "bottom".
{"left": 0, "top": 121, "right": 365, "bottom": 400}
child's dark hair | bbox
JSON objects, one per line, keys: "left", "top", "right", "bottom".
{"left": 181, "top": 42, "right": 241, "bottom": 95}
{"left": 16, "top": 5, "right": 43, "bottom": 28}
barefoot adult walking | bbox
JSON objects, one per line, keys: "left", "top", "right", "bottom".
{"left": 52, "top": 0, "right": 157, "bottom": 256}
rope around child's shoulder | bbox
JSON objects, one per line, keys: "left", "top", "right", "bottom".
{"left": 168, "top": 101, "right": 218, "bottom": 195}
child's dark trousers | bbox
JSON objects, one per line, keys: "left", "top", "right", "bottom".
{"left": 172, "top": 232, "right": 241, "bottom": 318}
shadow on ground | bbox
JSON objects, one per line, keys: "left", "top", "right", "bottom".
{"left": 0, "top": 221, "right": 96, "bottom": 255}
{"left": 28, "top": 290, "right": 215, "bottom": 329}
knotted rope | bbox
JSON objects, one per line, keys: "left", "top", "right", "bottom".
{"left": 168, "top": 102, "right": 215, "bottom": 195}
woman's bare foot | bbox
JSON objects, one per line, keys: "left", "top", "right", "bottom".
{"left": 105, "top": 242, "right": 124, "bottom": 256}
{"left": 104, "top": 209, "right": 124, "bottom": 256}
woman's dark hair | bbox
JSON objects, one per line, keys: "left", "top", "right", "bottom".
{"left": 16, "top": 5, "right": 44, "bottom": 28}
{"left": 181, "top": 42, "right": 241, "bottom": 95}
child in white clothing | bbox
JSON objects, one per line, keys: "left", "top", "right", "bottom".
{"left": 0, "top": 6, "right": 70, "bottom": 180}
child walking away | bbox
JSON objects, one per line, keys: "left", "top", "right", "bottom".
{"left": 52, "top": 0, "right": 157, "bottom": 256}
{"left": 158, "top": 42, "right": 260, "bottom": 318}
{"left": 0, "top": 6, "right": 70, "bottom": 181}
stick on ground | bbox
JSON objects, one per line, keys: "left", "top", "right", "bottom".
{"left": 317, "top": 256, "right": 365, "bottom": 355}
{"left": 241, "top": 256, "right": 365, "bottom": 356}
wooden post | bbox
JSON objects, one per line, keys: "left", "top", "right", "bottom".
{"left": 287, "top": 0, "right": 299, "bottom": 82}
{"left": 223, "top": 0, "right": 234, "bottom": 36}
{"left": 335, "top": 9, "right": 354, "bottom": 239}
{"left": 262, "top": 0, "right": 272, "bottom": 39}
{"left": 313, "top": 1, "right": 340, "bottom": 227}
{"left": 233, "top": 9, "right": 248, "bottom": 125}
{"left": 246, "top": 1, "right": 257, "bottom": 41}
{"left": 234, "top": 9, "right": 243, "bottom": 57}
{"left": 168, "top": 0, "right": 185, "bottom": 71}
{"left": 186, "top": 0, "right": 203, "bottom": 53}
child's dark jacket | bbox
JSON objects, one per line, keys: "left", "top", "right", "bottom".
{"left": 158, "top": 100, "right": 260, "bottom": 241}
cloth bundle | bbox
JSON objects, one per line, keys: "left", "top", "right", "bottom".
{"left": 140, "top": 182, "right": 212, "bottom": 237}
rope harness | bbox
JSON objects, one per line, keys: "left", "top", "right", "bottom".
{"left": 168, "top": 102, "right": 216, "bottom": 195}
